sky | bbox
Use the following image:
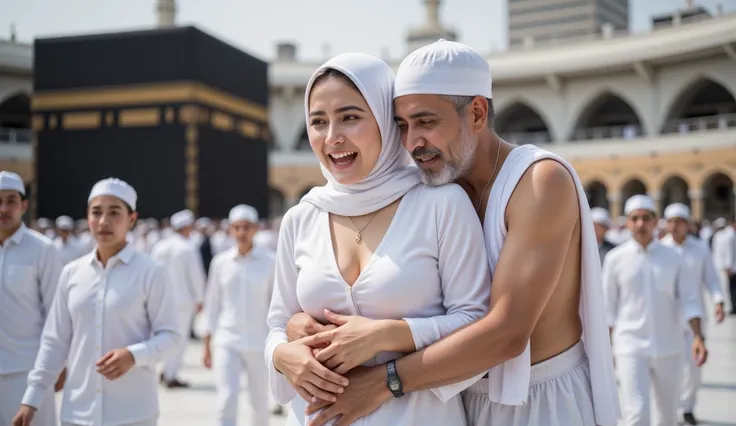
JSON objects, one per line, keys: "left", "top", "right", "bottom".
{"left": 1, "top": 0, "right": 735, "bottom": 62}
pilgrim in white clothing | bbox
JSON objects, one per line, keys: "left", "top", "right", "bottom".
{"left": 380, "top": 40, "right": 619, "bottom": 426}
{"left": 0, "top": 171, "right": 61, "bottom": 426}
{"left": 711, "top": 220, "right": 736, "bottom": 312}
{"left": 603, "top": 195, "right": 706, "bottom": 426}
{"left": 266, "top": 53, "right": 491, "bottom": 426}
{"left": 660, "top": 203, "right": 725, "bottom": 423}
{"left": 150, "top": 209, "right": 207, "bottom": 387}
{"left": 17, "top": 178, "right": 181, "bottom": 426}
{"left": 54, "top": 215, "right": 86, "bottom": 265}
{"left": 202, "top": 204, "right": 275, "bottom": 426}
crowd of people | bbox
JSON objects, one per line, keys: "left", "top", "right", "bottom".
{"left": 0, "top": 37, "right": 733, "bottom": 426}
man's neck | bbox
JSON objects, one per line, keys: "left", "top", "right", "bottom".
{"left": 455, "top": 133, "right": 507, "bottom": 204}
{"left": 633, "top": 235, "right": 654, "bottom": 249}
{"left": 0, "top": 222, "right": 22, "bottom": 246}
{"left": 237, "top": 243, "right": 253, "bottom": 256}
{"left": 673, "top": 234, "right": 687, "bottom": 245}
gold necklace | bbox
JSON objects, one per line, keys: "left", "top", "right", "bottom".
{"left": 475, "top": 141, "right": 502, "bottom": 215}
{"left": 347, "top": 212, "right": 378, "bottom": 243}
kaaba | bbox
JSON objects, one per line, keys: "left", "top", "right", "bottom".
{"left": 31, "top": 26, "right": 270, "bottom": 220}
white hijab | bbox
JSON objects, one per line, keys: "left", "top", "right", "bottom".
{"left": 300, "top": 53, "right": 421, "bottom": 217}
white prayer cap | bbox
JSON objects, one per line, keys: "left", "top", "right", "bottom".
{"left": 394, "top": 39, "right": 492, "bottom": 99}
{"left": 88, "top": 178, "right": 137, "bottom": 211}
{"left": 37, "top": 217, "right": 52, "bottom": 228}
{"left": 0, "top": 171, "right": 25, "bottom": 195}
{"left": 219, "top": 219, "right": 230, "bottom": 230}
{"left": 228, "top": 204, "right": 258, "bottom": 224}
{"left": 624, "top": 194, "right": 656, "bottom": 215}
{"left": 195, "top": 217, "right": 212, "bottom": 228}
{"left": 590, "top": 207, "right": 611, "bottom": 227}
{"left": 170, "top": 209, "right": 195, "bottom": 230}
{"left": 56, "top": 215, "right": 74, "bottom": 230}
{"left": 663, "top": 203, "right": 690, "bottom": 221}
{"left": 713, "top": 217, "right": 727, "bottom": 228}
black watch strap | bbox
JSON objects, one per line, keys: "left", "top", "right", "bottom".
{"left": 386, "top": 359, "right": 404, "bottom": 398}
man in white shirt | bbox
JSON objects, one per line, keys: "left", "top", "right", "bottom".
{"left": 0, "top": 171, "right": 63, "bottom": 426}
{"left": 660, "top": 203, "right": 725, "bottom": 425}
{"left": 150, "top": 209, "right": 206, "bottom": 388}
{"left": 602, "top": 195, "right": 707, "bottom": 426}
{"left": 54, "top": 215, "right": 85, "bottom": 265}
{"left": 591, "top": 207, "right": 617, "bottom": 265}
{"left": 711, "top": 218, "right": 736, "bottom": 314}
{"left": 202, "top": 204, "right": 274, "bottom": 426}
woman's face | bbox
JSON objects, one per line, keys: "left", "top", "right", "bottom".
{"left": 308, "top": 74, "right": 382, "bottom": 185}
{"left": 87, "top": 195, "right": 137, "bottom": 248}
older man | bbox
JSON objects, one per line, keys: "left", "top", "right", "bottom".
{"left": 287, "top": 40, "right": 619, "bottom": 426}
{"left": 660, "top": 203, "right": 724, "bottom": 425}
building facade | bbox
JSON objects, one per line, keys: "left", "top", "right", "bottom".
{"left": 508, "top": 0, "right": 629, "bottom": 47}
{"left": 2, "top": 3, "right": 736, "bottom": 222}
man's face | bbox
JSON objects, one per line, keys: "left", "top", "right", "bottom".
{"left": 394, "top": 94, "right": 477, "bottom": 186}
{"left": 627, "top": 209, "right": 656, "bottom": 240}
{"left": 667, "top": 217, "right": 689, "bottom": 240}
{"left": 593, "top": 223, "right": 608, "bottom": 241}
{"left": 0, "top": 190, "right": 27, "bottom": 233}
{"left": 230, "top": 220, "right": 257, "bottom": 246}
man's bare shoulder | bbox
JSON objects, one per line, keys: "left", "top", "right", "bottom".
{"left": 507, "top": 159, "right": 579, "bottom": 233}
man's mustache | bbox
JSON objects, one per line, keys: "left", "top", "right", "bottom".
{"left": 411, "top": 147, "right": 442, "bottom": 159}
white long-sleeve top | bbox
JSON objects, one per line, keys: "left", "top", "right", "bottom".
{"left": 150, "top": 233, "right": 206, "bottom": 310}
{"left": 202, "top": 246, "right": 275, "bottom": 352}
{"left": 0, "top": 224, "right": 63, "bottom": 374}
{"left": 21, "top": 243, "right": 181, "bottom": 426}
{"left": 661, "top": 234, "right": 725, "bottom": 328}
{"left": 712, "top": 226, "right": 735, "bottom": 272}
{"left": 266, "top": 184, "right": 491, "bottom": 426}
{"left": 602, "top": 239, "right": 703, "bottom": 358}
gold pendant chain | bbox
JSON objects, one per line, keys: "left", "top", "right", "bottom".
{"left": 475, "top": 141, "right": 502, "bottom": 215}
{"left": 347, "top": 212, "right": 379, "bottom": 243}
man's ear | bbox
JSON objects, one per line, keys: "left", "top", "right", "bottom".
{"left": 470, "top": 96, "right": 489, "bottom": 132}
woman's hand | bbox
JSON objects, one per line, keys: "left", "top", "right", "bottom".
{"left": 273, "top": 339, "right": 349, "bottom": 403}
{"left": 301, "top": 309, "right": 387, "bottom": 375}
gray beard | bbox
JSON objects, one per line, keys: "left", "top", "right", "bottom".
{"left": 418, "top": 124, "right": 475, "bottom": 187}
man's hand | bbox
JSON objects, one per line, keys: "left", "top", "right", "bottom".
{"left": 692, "top": 335, "right": 708, "bottom": 367}
{"left": 203, "top": 347, "right": 213, "bottom": 369}
{"left": 306, "top": 366, "right": 391, "bottom": 426}
{"left": 286, "top": 312, "right": 336, "bottom": 344}
{"left": 96, "top": 348, "right": 135, "bottom": 380}
{"left": 715, "top": 303, "right": 725, "bottom": 324}
{"left": 54, "top": 368, "right": 67, "bottom": 392}
{"left": 12, "top": 405, "right": 36, "bottom": 426}
{"left": 195, "top": 303, "right": 203, "bottom": 314}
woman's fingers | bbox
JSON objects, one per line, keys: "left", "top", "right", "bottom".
{"left": 314, "top": 345, "right": 339, "bottom": 363}
{"left": 307, "top": 371, "right": 345, "bottom": 395}
{"left": 333, "top": 362, "right": 352, "bottom": 376}
{"left": 302, "top": 381, "right": 339, "bottom": 402}
{"left": 311, "top": 360, "right": 349, "bottom": 387}
{"left": 296, "top": 386, "right": 315, "bottom": 403}
{"left": 324, "top": 357, "right": 342, "bottom": 370}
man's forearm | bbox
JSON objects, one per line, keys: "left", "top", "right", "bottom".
{"left": 688, "top": 318, "right": 703, "bottom": 339}
{"left": 396, "top": 312, "right": 524, "bottom": 393}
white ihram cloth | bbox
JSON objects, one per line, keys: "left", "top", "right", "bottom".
{"left": 458, "top": 145, "right": 620, "bottom": 426}
{"left": 299, "top": 52, "right": 421, "bottom": 217}
{"left": 266, "top": 52, "right": 490, "bottom": 425}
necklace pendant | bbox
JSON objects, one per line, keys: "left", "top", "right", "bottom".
{"left": 356, "top": 233, "right": 362, "bottom": 243}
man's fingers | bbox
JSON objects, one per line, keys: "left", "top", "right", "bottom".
{"left": 302, "top": 331, "right": 333, "bottom": 348}
{"left": 314, "top": 344, "right": 338, "bottom": 363}
{"left": 308, "top": 404, "right": 341, "bottom": 426}
{"left": 307, "top": 372, "right": 345, "bottom": 395}
{"left": 311, "top": 361, "right": 349, "bottom": 387}
{"left": 333, "top": 362, "right": 351, "bottom": 375}
{"left": 302, "top": 382, "right": 338, "bottom": 403}
{"left": 96, "top": 351, "right": 114, "bottom": 366}
{"left": 296, "top": 386, "right": 314, "bottom": 403}
{"left": 306, "top": 398, "right": 332, "bottom": 415}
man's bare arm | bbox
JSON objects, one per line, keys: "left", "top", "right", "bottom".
{"left": 396, "top": 160, "right": 580, "bottom": 391}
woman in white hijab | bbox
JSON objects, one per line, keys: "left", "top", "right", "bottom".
{"left": 265, "top": 53, "right": 491, "bottom": 425}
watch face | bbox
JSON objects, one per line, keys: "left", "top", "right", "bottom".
{"left": 389, "top": 379, "right": 400, "bottom": 391}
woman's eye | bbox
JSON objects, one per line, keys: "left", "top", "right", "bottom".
{"left": 310, "top": 119, "right": 326, "bottom": 126}
{"left": 343, "top": 115, "right": 360, "bottom": 121}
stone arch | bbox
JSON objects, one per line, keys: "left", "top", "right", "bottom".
{"left": 494, "top": 101, "right": 553, "bottom": 145}
{"left": 269, "top": 187, "right": 286, "bottom": 218}
{"left": 570, "top": 90, "right": 644, "bottom": 141}
{"left": 660, "top": 175, "right": 690, "bottom": 212}
{"left": 702, "top": 171, "right": 735, "bottom": 220}
{"left": 0, "top": 92, "right": 31, "bottom": 131}
{"left": 584, "top": 180, "right": 609, "bottom": 210}
{"left": 620, "top": 178, "right": 648, "bottom": 205}
{"left": 661, "top": 77, "right": 736, "bottom": 133}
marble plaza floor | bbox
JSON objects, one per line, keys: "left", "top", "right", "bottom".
{"left": 52, "top": 315, "right": 736, "bottom": 426}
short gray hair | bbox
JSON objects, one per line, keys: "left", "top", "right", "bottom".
{"left": 442, "top": 95, "right": 495, "bottom": 128}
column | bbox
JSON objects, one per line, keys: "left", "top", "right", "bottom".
{"left": 648, "top": 190, "right": 662, "bottom": 216}
{"left": 689, "top": 188, "right": 704, "bottom": 221}
{"left": 608, "top": 191, "right": 622, "bottom": 219}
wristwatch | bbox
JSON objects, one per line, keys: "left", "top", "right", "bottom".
{"left": 386, "top": 360, "right": 404, "bottom": 398}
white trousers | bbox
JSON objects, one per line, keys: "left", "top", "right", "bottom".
{"left": 680, "top": 329, "right": 701, "bottom": 413}
{"left": 213, "top": 345, "right": 269, "bottom": 426}
{"left": 0, "top": 371, "right": 56, "bottom": 426}
{"left": 616, "top": 353, "right": 682, "bottom": 426}
{"left": 462, "top": 341, "right": 596, "bottom": 426}
{"left": 162, "top": 307, "right": 194, "bottom": 381}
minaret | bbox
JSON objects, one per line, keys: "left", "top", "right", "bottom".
{"left": 406, "top": 0, "right": 457, "bottom": 53}
{"left": 156, "top": 0, "right": 176, "bottom": 28}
